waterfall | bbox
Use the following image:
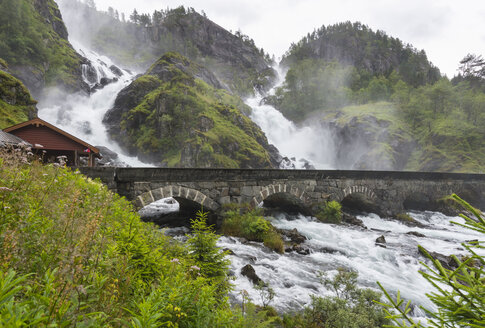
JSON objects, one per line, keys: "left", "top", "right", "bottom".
{"left": 247, "top": 67, "right": 336, "bottom": 169}
{"left": 37, "top": 41, "right": 151, "bottom": 167}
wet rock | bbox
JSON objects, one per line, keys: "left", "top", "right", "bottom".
{"left": 83, "top": 63, "right": 98, "bottom": 85}
{"left": 316, "top": 246, "right": 340, "bottom": 254}
{"left": 293, "top": 245, "right": 310, "bottom": 255}
{"left": 283, "top": 281, "right": 294, "bottom": 288}
{"left": 241, "top": 264, "right": 263, "bottom": 285}
{"left": 342, "top": 212, "right": 366, "bottom": 228}
{"left": 279, "top": 228, "right": 307, "bottom": 244}
{"left": 375, "top": 235, "right": 386, "bottom": 248}
{"left": 109, "top": 65, "right": 123, "bottom": 77}
{"left": 298, "top": 158, "right": 315, "bottom": 170}
{"left": 95, "top": 146, "right": 128, "bottom": 167}
{"left": 223, "top": 248, "right": 235, "bottom": 255}
{"left": 392, "top": 213, "right": 426, "bottom": 228}
{"left": 418, "top": 248, "right": 458, "bottom": 270}
{"left": 406, "top": 231, "right": 426, "bottom": 238}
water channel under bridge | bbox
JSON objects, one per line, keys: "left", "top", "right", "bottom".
{"left": 78, "top": 167, "right": 485, "bottom": 217}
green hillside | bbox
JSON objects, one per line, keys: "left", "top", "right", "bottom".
{"left": 269, "top": 22, "right": 485, "bottom": 173}
{"left": 104, "top": 52, "right": 279, "bottom": 168}
{"left": 0, "top": 60, "right": 37, "bottom": 129}
{"left": 0, "top": 0, "right": 86, "bottom": 96}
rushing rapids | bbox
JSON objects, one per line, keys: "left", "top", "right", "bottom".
{"left": 162, "top": 210, "right": 483, "bottom": 316}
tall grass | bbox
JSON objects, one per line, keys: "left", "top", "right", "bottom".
{"left": 0, "top": 147, "right": 274, "bottom": 327}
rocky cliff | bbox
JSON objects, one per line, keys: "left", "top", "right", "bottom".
{"left": 104, "top": 53, "right": 280, "bottom": 168}
{"left": 0, "top": 0, "right": 88, "bottom": 97}
{"left": 0, "top": 59, "right": 38, "bottom": 129}
{"left": 58, "top": 2, "right": 275, "bottom": 97}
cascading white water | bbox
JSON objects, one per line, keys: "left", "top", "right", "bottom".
{"left": 216, "top": 211, "right": 484, "bottom": 314}
{"left": 247, "top": 67, "right": 335, "bottom": 169}
{"left": 37, "top": 41, "right": 151, "bottom": 167}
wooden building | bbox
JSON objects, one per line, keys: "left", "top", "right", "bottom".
{"left": 3, "top": 118, "right": 100, "bottom": 167}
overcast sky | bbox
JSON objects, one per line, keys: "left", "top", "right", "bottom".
{"left": 92, "top": 0, "right": 485, "bottom": 77}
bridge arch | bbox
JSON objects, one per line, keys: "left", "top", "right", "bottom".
{"left": 339, "top": 185, "right": 381, "bottom": 214}
{"left": 135, "top": 185, "right": 219, "bottom": 211}
{"left": 338, "top": 185, "right": 377, "bottom": 202}
{"left": 250, "top": 183, "right": 308, "bottom": 208}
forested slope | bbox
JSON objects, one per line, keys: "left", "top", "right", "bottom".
{"left": 268, "top": 22, "right": 485, "bottom": 172}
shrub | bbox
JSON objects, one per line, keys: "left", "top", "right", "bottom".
{"left": 315, "top": 200, "right": 343, "bottom": 224}
{"left": 282, "top": 268, "right": 389, "bottom": 328}
{"left": 221, "top": 207, "right": 284, "bottom": 253}
{"left": 263, "top": 231, "right": 285, "bottom": 254}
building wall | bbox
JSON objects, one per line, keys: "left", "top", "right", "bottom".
{"left": 10, "top": 125, "right": 88, "bottom": 152}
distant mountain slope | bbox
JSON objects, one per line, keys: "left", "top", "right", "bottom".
{"left": 58, "top": 1, "right": 275, "bottom": 97}
{"left": 0, "top": 59, "right": 37, "bottom": 129}
{"left": 0, "top": 0, "right": 88, "bottom": 97}
{"left": 270, "top": 22, "right": 485, "bottom": 173}
{"left": 282, "top": 21, "right": 440, "bottom": 87}
{"left": 103, "top": 52, "right": 280, "bottom": 168}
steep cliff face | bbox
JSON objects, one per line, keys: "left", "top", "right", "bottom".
{"left": 0, "top": 0, "right": 88, "bottom": 97}
{"left": 0, "top": 60, "right": 38, "bottom": 129}
{"left": 58, "top": 2, "right": 275, "bottom": 97}
{"left": 104, "top": 53, "right": 280, "bottom": 168}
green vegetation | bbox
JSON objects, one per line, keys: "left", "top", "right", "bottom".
{"left": 377, "top": 195, "right": 485, "bottom": 327}
{"left": 0, "top": 148, "right": 277, "bottom": 327}
{"left": 315, "top": 201, "right": 343, "bottom": 224}
{"left": 0, "top": 0, "right": 84, "bottom": 93}
{"left": 221, "top": 206, "right": 285, "bottom": 253}
{"left": 270, "top": 21, "right": 485, "bottom": 172}
{"left": 109, "top": 52, "right": 274, "bottom": 168}
{"left": 0, "top": 69, "right": 37, "bottom": 128}
{"left": 282, "top": 269, "right": 389, "bottom": 328}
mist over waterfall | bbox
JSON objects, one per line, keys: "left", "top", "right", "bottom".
{"left": 37, "top": 41, "right": 150, "bottom": 167}
{"left": 247, "top": 68, "right": 336, "bottom": 169}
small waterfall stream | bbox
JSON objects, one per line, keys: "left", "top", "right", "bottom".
{"left": 37, "top": 41, "right": 151, "bottom": 167}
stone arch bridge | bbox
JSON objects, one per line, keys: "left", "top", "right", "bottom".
{"left": 79, "top": 168, "right": 485, "bottom": 216}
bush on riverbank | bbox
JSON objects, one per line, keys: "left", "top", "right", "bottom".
{"left": 282, "top": 269, "right": 389, "bottom": 328}
{"left": 221, "top": 205, "right": 285, "bottom": 253}
{"left": 315, "top": 200, "right": 343, "bottom": 224}
{"left": 0, "top": 148, "right": 274, "bottom": 327}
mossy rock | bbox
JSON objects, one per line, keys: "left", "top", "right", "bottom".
{"left": 0, "top": 70, "right": 37, "bottom": 128}
{"left": 104, "top": 52, "right": 277, "bottom": 168}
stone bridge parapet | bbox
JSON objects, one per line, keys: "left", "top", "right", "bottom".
{"left": 78, "top": 167, "right": 485, "bottom": 216}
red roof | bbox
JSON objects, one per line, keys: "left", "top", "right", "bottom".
{"left": 4, "top": 118, "right": 100, "bottom": 155}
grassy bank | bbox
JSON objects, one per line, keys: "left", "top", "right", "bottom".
{"left": 0, "top": 147, "right": 275, "bottom": 327}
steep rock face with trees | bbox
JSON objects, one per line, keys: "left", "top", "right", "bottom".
{"left": 269, "top": 22, "right": 485, "bottom": 172}
{"left": 282, "top": 21, "right": 440, "bottom": 87}
{"left": 104, "top": 52, "right": 280, "bottom": 168}
{"left": 0, "top": 60, "right": 38, "bottom": 129}
{"left": 0, "top": 0, "right": 88, "bottom": 97}
{"left": 58, "top": 1, "right": 275, "bottom": 97}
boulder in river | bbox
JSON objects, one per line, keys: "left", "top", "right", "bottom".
{"left": 375, "top": 235, "right": 386, "bottom": 247}
{"left": 241, "top": 264, "right": 263, "bottom": 285}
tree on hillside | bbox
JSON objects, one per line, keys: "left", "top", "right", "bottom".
{"left": 458, "top": 53, "right": 485, "bottom": 89}
{"left": 129, "top": 9, "right": 139, "bottom": 24}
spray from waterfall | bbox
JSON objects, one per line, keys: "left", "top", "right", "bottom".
{"left": 246, "top": 67, "right": 336, "bottom": 169}
{"left": 37, "top": 41, "right": 151, "bottom": 167}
